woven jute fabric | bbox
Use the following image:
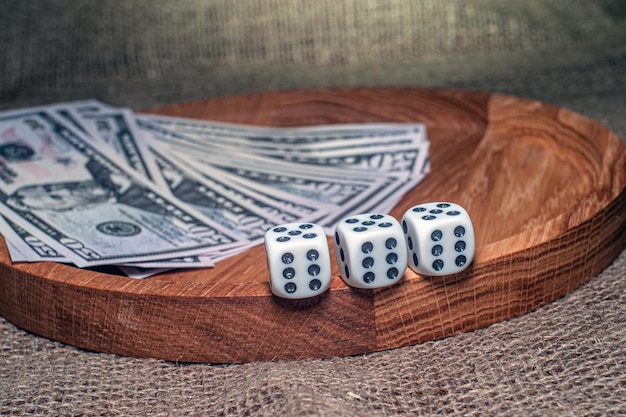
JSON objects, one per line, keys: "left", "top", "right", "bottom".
{"left": 1, "top": 1, "right": 625, "bottom": 415}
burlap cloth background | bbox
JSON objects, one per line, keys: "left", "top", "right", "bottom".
{"left": 1, "top": 1, "right": 625, "bottom": 415}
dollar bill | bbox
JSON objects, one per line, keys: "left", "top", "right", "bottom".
{"left": 138, "top": 117, "right": 429, "bottom": 230}
{"left": 0, "top": 107, "right": 243, "bottom": 267}
{"left": 61, "top": 108, "right": 161, "bottom": 184}
{"left": 0, "top": 214, "right": 67, "bottom": 262}
{"left": 140, "top": 113, "right": 426, "bottom": 145}
{"left": 54, "top": 107, "right": 235, "bottom": 271}
{"left": 71, "top": 110, "right": 308, "bottom": 241}
{"left": 116, "top": 265, "right": 173, "bottom": 279}
{"left": 141, "top": 114, "right": 429, "bottom": 173}
{"left": 0, "top": 211, "right": 217, "bottom": 276}
{"left": 0, "top": 100, "right": 431, "bottom": 276}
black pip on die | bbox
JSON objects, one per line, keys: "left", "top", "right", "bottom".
{"left": 402, "top": 202, "right": 475, "bottom": 276}
{"left": 264, "top": 223, "right": 331, "bottom": 299}
{"left": 334, "top": 213, "right": 408, "bottom": 289}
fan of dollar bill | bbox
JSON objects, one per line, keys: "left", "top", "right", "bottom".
{"left": 0, "top": 100, "right": 430, "bottom": 278}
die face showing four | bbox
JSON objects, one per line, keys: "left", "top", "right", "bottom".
{"left": 402, "top": 202, "right": 475, "bottom": 276}
{"left": 334, "top": 213, "right": 408, "bottom": 289}
{"left": 264, "top": 223, "right": 331, "bottom": 299}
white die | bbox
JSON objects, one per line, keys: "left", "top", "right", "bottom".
{"left": 264, "top": 223, "right": 331, "bottom": 299}
{"left": 334, "top": 213, "right": 407, "bottom": 289}
{"left": 402, "top": 202, "right": 475, "bottom": 276}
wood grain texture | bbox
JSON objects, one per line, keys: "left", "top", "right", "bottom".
{"left": 0, "top": 88, "right": 624, "bottom": 363}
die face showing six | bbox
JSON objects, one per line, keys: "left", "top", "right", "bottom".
{"left": 402, "top": 202, "right": 475, "bottom": 276}
{"left": 264, "top": 223, "right": 331, "bottom": 299}
{"left": 334, "top": 213, "right": 408, "bottom": 289}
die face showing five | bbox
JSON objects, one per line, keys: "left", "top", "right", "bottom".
{"left": 264, "top": 223, "right": 331, "bottom": 299}
{"left": 402, "top": 202, "right": 475, "bottom": 276}
{"left": 334, "top": 213, "right": 408, "bottom": 289}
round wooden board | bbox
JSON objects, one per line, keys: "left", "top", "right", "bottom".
{"left": 1, "top": 88, "right": 625, "bottom": 363}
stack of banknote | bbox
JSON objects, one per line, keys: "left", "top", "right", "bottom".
{"left": 0, "top": 100, "right": 430, "bottom": 277}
